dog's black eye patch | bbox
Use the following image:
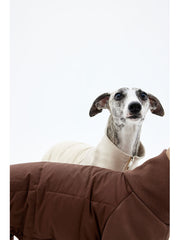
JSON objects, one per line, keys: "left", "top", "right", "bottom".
{"left": 114, "top": 92, "right": 124, "bottom": 101}
{"left": 138, "top": 90, "right": 148, "bottom": 101}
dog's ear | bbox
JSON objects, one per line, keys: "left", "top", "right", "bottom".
{"left": 89, "top": 93, "right": 110, "bottom": 117}
{"left": 148, "top": 93, "right": 165, "bottom": 116}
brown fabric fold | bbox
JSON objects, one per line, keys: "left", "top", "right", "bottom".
{"left": 10, "top": 150, "right": 169, "bottom": 240}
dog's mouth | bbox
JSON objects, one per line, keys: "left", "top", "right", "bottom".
{"left": 127, "top": 114, "right": 141, "bottom": 120}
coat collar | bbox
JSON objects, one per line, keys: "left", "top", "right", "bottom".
{"left": 94, "top": 135, "right": 145, "bottom": 171}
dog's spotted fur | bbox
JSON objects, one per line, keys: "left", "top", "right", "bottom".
{"left": 89, "top": 87, "right": 164, "bottom": 156}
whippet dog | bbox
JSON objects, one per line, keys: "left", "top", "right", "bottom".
{"left": 42, "top": 88, "right": 164, "bottom": 171}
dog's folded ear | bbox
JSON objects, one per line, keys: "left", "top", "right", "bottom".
{"left": 89, "top": 93, "right": 110, "bottom": 117}
{"left": 148, "top": 94, "right": 165, "bottom": 116}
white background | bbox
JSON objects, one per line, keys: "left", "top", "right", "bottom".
{"left": 2, "top": 0, "right": 179, "bottom": 238}
{"left": 10, "top": 0, "right": 169, "bottom": 164}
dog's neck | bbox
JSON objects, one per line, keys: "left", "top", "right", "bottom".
{"left": 106, "top": 115, "right": 142, "bottom": 156}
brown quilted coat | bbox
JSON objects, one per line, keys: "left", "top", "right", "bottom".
{"left": 10, "top": 150, "right": 169, "bottom": 240}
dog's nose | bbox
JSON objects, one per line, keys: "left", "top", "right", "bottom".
{"left": 128, "top": 102, "right": 142, "bottom": 114}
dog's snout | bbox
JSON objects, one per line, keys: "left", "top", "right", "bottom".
{"left": 128, "top": 102, "right": 142, "bottom": 114}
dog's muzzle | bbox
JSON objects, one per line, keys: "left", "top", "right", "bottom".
{"left": 127, "top": 102, "right": 142, "bottom": 119}
{"left": 128, "top": 102, "right": 142, "bottom": 114}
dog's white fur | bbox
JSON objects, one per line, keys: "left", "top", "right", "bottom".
{"left": 42, "top": 88, "right": 164, "bottom": 171}
{"left": 107, "top": 88, "right": 150, "bottom": 155}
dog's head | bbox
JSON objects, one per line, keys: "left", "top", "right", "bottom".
{"left": 89, "top": 88, "right": 164, "bottom": 125}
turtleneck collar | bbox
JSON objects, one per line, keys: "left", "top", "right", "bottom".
{"left": 94, "top": 134, "right": 145, "bottom": 171}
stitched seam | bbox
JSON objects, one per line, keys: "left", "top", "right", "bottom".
{"left": 124, "top": 174, "right": 169, "bottom": 227}
{"left": 78, "top": 202, "right": 84, "bottom": 240}
{"left": 32, "top": 165, "right": 44, "bottom": 236}
{"left": 101, "top": 193, "right": 132, "bottom": 239}
{"left": 46, "top": 191, "right": 116, "bottom": 207}
{"left": 10, "top": 190, "right": 117, "bottom": 210}
{"left": 74, "top": 146, "right": 92, "bottom": 163}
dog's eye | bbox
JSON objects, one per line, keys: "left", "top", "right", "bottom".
{"left": 114, "top": 92, "right": 124, "bottom": 101}
{"left": 140, "top": 92, "right": 148, "bottom": 101}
